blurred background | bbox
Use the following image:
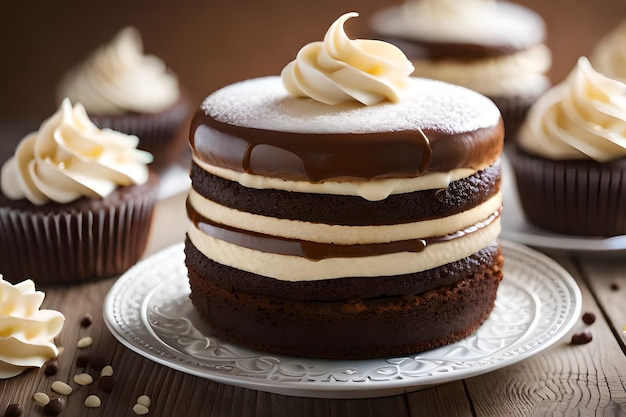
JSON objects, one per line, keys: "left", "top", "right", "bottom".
{"left": 1, "top": 0, "right": 625, "bottom": 127}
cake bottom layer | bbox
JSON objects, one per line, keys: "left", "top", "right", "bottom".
{"left": 186, "top": 241, "right": 504, "bottom": 359}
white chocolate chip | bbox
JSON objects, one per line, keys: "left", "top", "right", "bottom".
{"left": 74, "top": 373, "right": 94, "bottom": 386}
{"left": 51, "top": 380, "right": 73, "bottom": 395}
{"left": 77, "top": 336, "right": 93, "bottom": 348}
{"left": 100, "top": 365, "right": 114, "bottom": 377}
{"left": 136, "top": 395, "right": 151, "bottom": 408}
{"left": 133, "top": 403, "right": 150, "bottom": 415}
{"left": 84, "top": 395, "right": 102, "bottom": 408}
{"left": 33, "top": 392, "right": 50, "bottom": 406}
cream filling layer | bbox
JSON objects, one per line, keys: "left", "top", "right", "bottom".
{"left": 187, "top": 214, "right": 501, "bottom": 281}
{"left": 192, "top": 155, "right": 484, "bottom": 201}
{"left": 188, "top": 189, "right": 502, "bottom": 245}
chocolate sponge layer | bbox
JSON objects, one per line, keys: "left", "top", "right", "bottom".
{"left": 190, "top": 162, "right": 501, "bottom": 226}
{"left": 186, "top": 242, "right": 504, "bottom": 359}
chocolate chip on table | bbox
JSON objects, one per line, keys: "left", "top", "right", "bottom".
{"left": 43, "top": 359, "right": 59, "bottom": 376}
{"left": 89, "top": 355, "right": 107, "bottom": 372}
{"left": 43, "top": 397, "right": 65, "bottom": 416}
{"left": 3, "top": 403, "right": 23, "bottom": 417}
{"left": 571, "top": 331, "right": 593, "bottom": 345}
{"left": 80, "top": 313, "right": 93, "bottom": 327}
{"left": 76, "top": 353, "right": 90, "bottom": 368}
{"left": 98, "top": 375, "right": 116, "bottom": 393}
{"left": 582, "top": 312, "right": 596, "bottom": 325}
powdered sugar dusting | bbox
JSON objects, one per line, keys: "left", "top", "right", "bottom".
{"left": 201, "top": 77, "right": 500, "bottom": 134}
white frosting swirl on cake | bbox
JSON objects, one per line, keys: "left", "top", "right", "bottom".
{"left": 517, "top": 57, "right": 626, "bottom": 162}
{"left": 0, "top": 276, "right": 64, "bottom": 379}
{"left": 591, "top": 20, "right": 626, "bottom": 83}
{"left": 1, "top": 98, "right": 153, "bottom": 205}
{"left": 281, "top": 12, "right": 414, "bottom": 105}
{"left": 57, "top": 27, "right": 180, "bottom": 114}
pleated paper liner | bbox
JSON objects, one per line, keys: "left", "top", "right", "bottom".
{"left": 0, "top": 173, "right": 159, "bottom": 285}
{"left": 510, "top": 148, "right": 626, "bottom": 237}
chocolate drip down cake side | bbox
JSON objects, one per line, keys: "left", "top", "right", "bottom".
{"left": 184, "top": 13, "right": 505, "bottom": 359}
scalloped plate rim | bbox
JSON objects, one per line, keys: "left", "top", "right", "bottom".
{"left": 103, "top": 240, "right": 581, "bottom": 399}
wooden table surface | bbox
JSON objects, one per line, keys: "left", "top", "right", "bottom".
{"left": 1, "top": 155, "right": 626, "bottom": 416}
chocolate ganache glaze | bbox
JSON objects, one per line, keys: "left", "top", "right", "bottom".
{"left": 190, "top": 110, "right": 503, "bottom": 183}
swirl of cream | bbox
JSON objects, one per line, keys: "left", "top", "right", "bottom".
{"left": 1, "top": 98, "right": 153, "bottom": 205}
{"left": 517, "top": 57, "right": 626, "bottom": 162}
{"left": 57, "top": 27, "right": 180, "bottom": 114}
{"left": 0, "top": 276, "right": 65, "bottom": 379}
{"left": 591, "top": 20, "right": 626, "bottom": 83}
{"left": 281, "top": 12, "right": 414, "bottom": 105}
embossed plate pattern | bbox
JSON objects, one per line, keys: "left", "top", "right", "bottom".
{"left": 104, "top": 240, "right": 581, "bottom": 399}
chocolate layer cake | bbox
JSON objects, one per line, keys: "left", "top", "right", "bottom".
{"left": 185, "top": 76, "right": 504, "bottom": 359}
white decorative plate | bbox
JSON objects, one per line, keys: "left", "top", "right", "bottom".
{"left": 104, "top": 241, "right": 581, "bottom": 399}
{"left": 501, "top": 153, "right": 626, "bottom": 252}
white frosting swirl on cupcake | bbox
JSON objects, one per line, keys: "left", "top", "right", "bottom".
{"left": 57, "top": 27, "right": 180, "bottom": 115}
{"left": 517, "top": 57, "right": 626, "bottom": 162}
{"left": 0, "top": 276, "right": 64, "bottom": 379}
{"left": 591, "top": 20, "right": 626, "bottom": 83}
{"left": 281, "top": 12, "right": 414, "bottom": 105}
{"left": 1, "top": 98, "right": 153, "bottom": 205}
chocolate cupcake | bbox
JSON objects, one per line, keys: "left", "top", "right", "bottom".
{"left": 56, "top": 27, "right": 189, "bottom": 169}
{"left": 511, "top": 57, "right": 626, "bottom": 237}
{"left": 369, "top": 0, "right": 551, "bottom": 139}
{"left": 0, "top": 98, "right": 158, "bottom": 284}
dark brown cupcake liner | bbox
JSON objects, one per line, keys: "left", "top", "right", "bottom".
{"left": 0, "top": 174, "right": 158, "bottom": 285}
{"left": 510, "top": 148, "right": 626, "bottom": 236}
{"left": 489, "top": 89, "right": 547, "bottom": 142}
{"left": 90, "top": 98, "right": 190, "bottom": 169}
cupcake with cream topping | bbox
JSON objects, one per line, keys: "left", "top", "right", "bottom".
{"left": 591, "top": 19, "right": 626, "bottom": 83}
{"left": 0, "top": 276, "right": 64, "bottom": 378}
{"left": 185, "top": 12, "right": 504, "bottom": 359}
{"left": 369, "top": 0, "right": 551, "bottom": 139}
{"left": 511, "top": 57, "right": 626, "bottom": 236}
{"left": 0, "top": 98, "right": 158, "bottom": 284}
{"left": 56, "top": 27, "right": 189, "bottom": 169}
